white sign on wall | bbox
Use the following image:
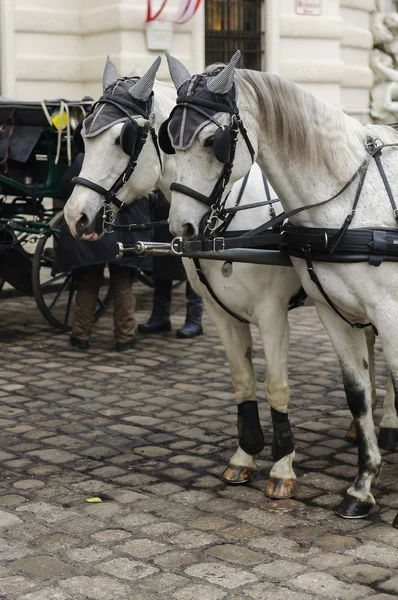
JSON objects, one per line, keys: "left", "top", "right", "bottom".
{"left": 146, "top": 20, "right": 174, "bottom": 51}
{"left": 295, "top": 0, "right": 322, "bottom": 15}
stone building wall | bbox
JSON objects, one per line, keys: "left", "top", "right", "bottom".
{"left": 0, "top": 0, "right": 385, "bottom": 122}
{"left": 1, "top": 0, "right": 204, "bottom": 101}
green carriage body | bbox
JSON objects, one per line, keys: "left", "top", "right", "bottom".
{"left": 0, "top": 99, "right": 111, "bottom": 329}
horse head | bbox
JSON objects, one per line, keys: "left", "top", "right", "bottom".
{"left": 64, "top": 56, "right": 176, "bottom": 240}
{"left": 162, "top": 51, "right": 257, "bottom": 239}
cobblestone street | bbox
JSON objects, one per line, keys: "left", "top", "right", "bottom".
{"left": 0, "top": 281, "right": 397, "bottom": 600}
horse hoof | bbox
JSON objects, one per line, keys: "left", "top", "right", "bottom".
{"left": 335, "top": 494, "right": 374, "bottom": 519}
{"left": 220, "top": 464, "right": 253, "bottom": 485}
{"left": 378, "top": 427, "right": 398, "bottom": 451}
{"left": 264, "top": 477, "right": 296, "bottom": 499}
{"left": 345, "top": 421, "right": 357, "bottom": 443}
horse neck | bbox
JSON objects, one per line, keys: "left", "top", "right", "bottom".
{"left": 235, "top": 71, "right": 368, "bottom": 216}
{"left": 153, "top": 82, "right": 176, "bottom": 201}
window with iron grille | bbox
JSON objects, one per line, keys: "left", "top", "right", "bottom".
{"left": 205, "top": 0, "right": 264, "bottom": 71}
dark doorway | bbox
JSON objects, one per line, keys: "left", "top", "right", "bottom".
{"left": 205, "top": 0, "right": 264, "bottom": 70}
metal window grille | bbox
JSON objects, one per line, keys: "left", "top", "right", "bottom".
{"left": 205, "top": 0, "right": 264, "bottom": 71}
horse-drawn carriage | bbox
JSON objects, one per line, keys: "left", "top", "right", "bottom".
{"left": 0, "top": 97, "right": 164, "bottom": 329}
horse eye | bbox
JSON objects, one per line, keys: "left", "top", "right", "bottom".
{"left": 204, "top": 136, "right": 214, "bottom": 148}
{"left": 115, "top": 136, "right": 121, "bottom": 146}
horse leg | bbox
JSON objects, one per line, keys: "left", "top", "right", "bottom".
{"left": 204, "top": 300, "right": 265, "bottom": 484}
{"left": 379, "top": 376, "right": 398, "bottom": 450}
{"left": 257, "top": 302, "right": 296, "bottom": 499}
{"left": 345, "top": 326, "right": 377, "bottom": 442}
{"left": 316, "top": 303, "right": 381, "bottom": 518}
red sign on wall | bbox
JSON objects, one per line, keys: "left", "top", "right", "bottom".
{"left": 296, "top": 0, "right": 322, "bottom": 15}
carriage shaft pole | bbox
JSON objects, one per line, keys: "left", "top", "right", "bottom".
{"left": 116, "top": 242, "right": 293, "bottom": 267}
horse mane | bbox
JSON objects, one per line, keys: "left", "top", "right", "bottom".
{"left": 153, "top": 79, "right": 176, "bottom": 110}
{"left": 234, "top": 69, "right": 398, "bottom": 182}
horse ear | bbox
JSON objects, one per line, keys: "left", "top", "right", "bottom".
{"left": 206, "top": 50, "right": 241, "bottom": 94}
{"left": 165, "top": 53, "right": 191, "bottom": 91}
{"left": 129, "top": 56, "right": 162, "bottom": 101}
{"left": 103, "top": 55, "right": 118, "bottom": 91}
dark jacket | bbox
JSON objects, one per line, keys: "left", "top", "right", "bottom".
{"left": 54, "top": 154, "right": 153, "bottom": 273}
{"left": 150, "top": 192, "right": 187, "bottom": 282}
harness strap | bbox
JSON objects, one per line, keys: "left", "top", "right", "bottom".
{"left": 369, "top": 230, "right": 387, "bottom": 267}
{"left": 150, "top": 128, "right": 163, "bottom": 170}
{"left": 217, "top": 171, "right": 249, "bottom": 233}
{"left": 329, "top": 156, "right": 371, "bottom": 253}
{"left": 302, "top": 244, "right": 375, "bottom": 332}
{"left": 192, "top": 257, "right": 249, "bottom": 323}
{"left": 181, "top": 231, "right": 282, "bottom": 252}
{"left": 373, "top": 149, "right": 398, "bottom": 224}
{"left": 223, "top": 197, "right": 279, "bottom": 214}
{"left": 170, "top": 182, "right": 214, "bottom": 207}
{"left": 241, "top": 155, "right": 371, "bottom": 238}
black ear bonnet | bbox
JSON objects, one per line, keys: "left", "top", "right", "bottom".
{"left": 73, "top": 78, "right": 154, "bottom": 156}
{"left": 158, "top": 74, "right": 237, "bottom": 163}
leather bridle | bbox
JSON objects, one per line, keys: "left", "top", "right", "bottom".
{"left": 167, "top": 95, "right": 255, "bottom": 236}
{"left": 71, "top": 92, "right": 162, "bottom": 228}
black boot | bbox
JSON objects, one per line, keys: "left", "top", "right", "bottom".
{"left": 138, "top": 279, "right": 172, "bottom": 334}
{"left": 176, "top": 282, "right": 203, "bottom": 338}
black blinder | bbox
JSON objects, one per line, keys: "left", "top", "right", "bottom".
{"left": 213, "top": 127, "right": 232, "bottom": 163}
{"left": 158, "top": 118, "right": 175, "bottom": 155}
{"left": 73, "top": 121, "right": 85, "bottom": 153}
{"left": 120, "top": 119, "right": 139, "bottom": 156}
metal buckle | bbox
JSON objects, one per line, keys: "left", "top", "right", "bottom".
{"left": 103, "top": 204, "right": 117, "bottom": 233}
{"left": 213, "top": 237, "right": 225, "bottom": 252}
{"left": 116, "top": 242, "right": 124, "bottom": 259}
{"left": 171, "top": 236, "right": 183, "bottom": 255}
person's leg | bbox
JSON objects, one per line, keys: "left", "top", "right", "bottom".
{"left": 176, "top": 281, "right": 204, "bottom": 338}
{"left": 70, "top": 264, "right": 104, "bottom": 349}
{"left": 138, "top": 278, "right": 172, "bottom": 334}
{"left": 109, "top": 263, "right": 137, "bottom": 351}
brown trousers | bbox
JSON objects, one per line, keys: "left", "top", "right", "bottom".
{"left": 72, "top": 263, "right": 136, "bottom": 343}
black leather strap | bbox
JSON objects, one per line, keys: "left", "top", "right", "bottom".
{"left": 369, "top": 230, "right": 387, "bottom": 267}
{"left": 302, "top": 244, "right": 375, "bottom": 332}
{"left": 373, "top": 149, "right": 398, "bottom": 223}
{"left": 181, "top": 231, "right": 282, "bottom": 253}
{"left": 192, "top": 257, "right": 249, "bottom": 323}
{"left": 170, "top": 182, "right": 214, "bottom": 207}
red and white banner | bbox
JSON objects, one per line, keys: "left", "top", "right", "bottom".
{"left": 147, "top": 0, "right": 202, "bottom": 24}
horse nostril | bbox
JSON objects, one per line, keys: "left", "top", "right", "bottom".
{"left": 76, "top": 213, "right": 89, "bottom": 237}
{"left": 182, "top": 223, "right": 196, "bottom": 240}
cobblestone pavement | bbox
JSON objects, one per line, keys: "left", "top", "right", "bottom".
{"left": 0, "top": 281, "right": 397, "bottom": 600}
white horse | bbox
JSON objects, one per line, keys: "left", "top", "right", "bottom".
{"left": 63, "top": 57, "right": 309, "bottom": 498}
{"left": 164, "top": 52, "right": 398, "bottom": 519}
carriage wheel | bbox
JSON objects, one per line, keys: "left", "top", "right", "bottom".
{"left": 32, "top": 211, "right": 112, "bottom": 331}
